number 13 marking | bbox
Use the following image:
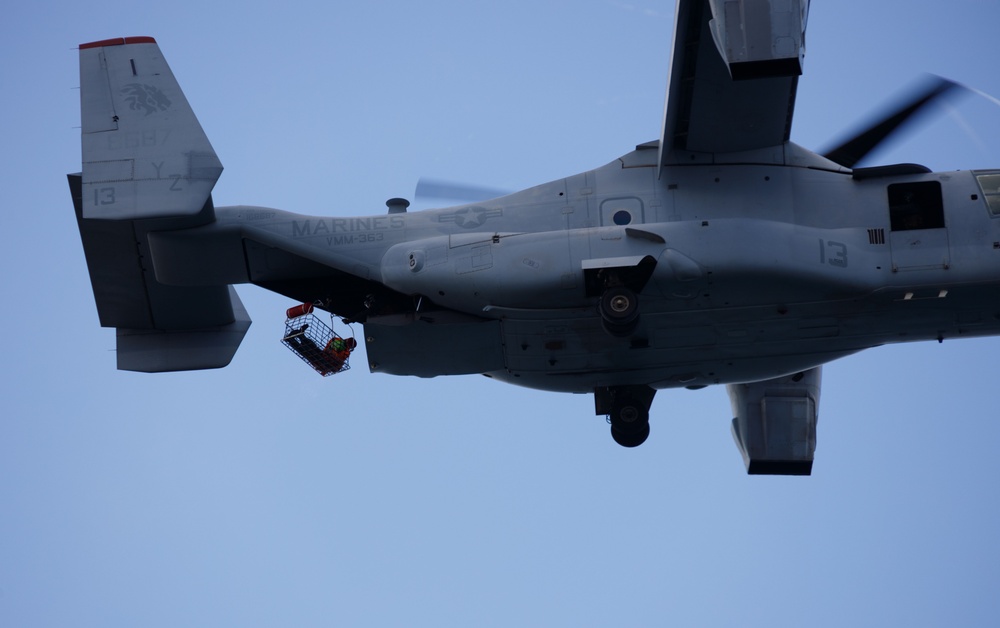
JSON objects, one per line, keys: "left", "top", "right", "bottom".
{"left": 93, "top": 187, "right": 116, "bottom": 206}
{"left": 819, "top": 239, "right": 848, "bottom": 268}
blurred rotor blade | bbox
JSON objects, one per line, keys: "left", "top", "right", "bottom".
{"left": 822, "top": 75, "right": 964, "bottom": 168}
{"left": 415, "top": 178, "right": 510, "bottom": 202}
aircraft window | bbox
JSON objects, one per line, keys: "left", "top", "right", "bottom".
{"left": 600, "top": 197, "right": 643, "bottom": 226}
{"left": 887, "top": 181, "right": 944, "bottom": 231}
{"left": 975, "top": 173, "right": 1000, "bottom": 216}
{"left": 613, "top": 210, "right": 633, "bottom": 225}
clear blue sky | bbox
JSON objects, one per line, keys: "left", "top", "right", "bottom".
{"left": 4, "top": 1, "right": 1000, "bottom": 626}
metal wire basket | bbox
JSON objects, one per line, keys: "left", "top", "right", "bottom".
{"left": 281, "top": 304, "right": 352, "bottom": 376}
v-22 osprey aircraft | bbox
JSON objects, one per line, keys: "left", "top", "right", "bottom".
{"left": 70, "top": 0, "right": 1000, "bottom": 474}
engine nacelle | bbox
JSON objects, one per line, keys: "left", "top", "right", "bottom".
{"left": 707, "top": 0, "right": 808, "bottom": 80}
{"left": 728, "top": 366, "right": 820, "bottom": 475}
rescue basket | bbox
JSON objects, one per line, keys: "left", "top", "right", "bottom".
{"left": 281, "top": 303, "right": 353, "bottom": 376}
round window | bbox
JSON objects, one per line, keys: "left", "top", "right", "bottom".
{"left": 612, "top": 210, "right": 632, "bottom": 225}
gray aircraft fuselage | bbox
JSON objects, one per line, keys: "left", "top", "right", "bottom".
{"left": 152, "top": 141, "right": 1000, "bottom": 393}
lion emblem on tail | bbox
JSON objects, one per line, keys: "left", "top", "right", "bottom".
{"left": 120, "top": 83, "right": 171, "bottom": 116}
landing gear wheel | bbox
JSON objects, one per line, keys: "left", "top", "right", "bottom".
{"left": 599, "top": 287, "right": 639, "bottom": 337}
{"left": 597, "top": 384, "right": 655, "bottom": 448}
{"left": 611, "top": 421, "right": 650, "bottom": 448}
{"left": 599, "top": 287, "right": 638, "bottom": 324}
{"left": 610, "top": 401, "right": 646, "bottom": 429}
{"left": 609, "top": 398, "right": 650, "bottom": 448}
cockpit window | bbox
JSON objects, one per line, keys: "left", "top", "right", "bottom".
{"left": 887, "top": 181, "right": 944, "bottom": 231}
{"left": 975, "top": 172, "right": 1000, "bottom": 216}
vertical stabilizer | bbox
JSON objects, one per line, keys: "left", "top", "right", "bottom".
{"left": 72, "top": 38, "right": 248, "bottom": 372}
{"left": 79, "top": 37, "right": 222, "bottom": 220}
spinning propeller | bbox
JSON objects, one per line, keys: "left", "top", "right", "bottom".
{"left": 414, "top": 178, "right": 510, "bottom": 203}
{"left": 821, "top": 75, "right": 964, "bottom": 169}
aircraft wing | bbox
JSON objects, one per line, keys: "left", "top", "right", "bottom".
{"left": 659, "top": 0, "right": 808, "bottom": 164}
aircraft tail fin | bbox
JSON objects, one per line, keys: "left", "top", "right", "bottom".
{"left": 72, "top": 38, "right": 248, "bottom": 372}
{"left": 79, "top": 37, "right": 222, "bottom": 220}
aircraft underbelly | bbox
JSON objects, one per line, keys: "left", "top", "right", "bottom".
{"left": 496, "top": 312, "right": 851, "bottom": 392}
{"left": 363, "top": 272, "right": 1000, "bottom": 393}
{"left": 492, "top": 282, "right": 1000, "bottom": 392}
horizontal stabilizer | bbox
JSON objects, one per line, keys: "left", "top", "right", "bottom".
{"left": 116, "top": 287, "right": 251, "bottom": 372}
{"left": 79, "top": 37, "right": 222, "bottom": 220}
